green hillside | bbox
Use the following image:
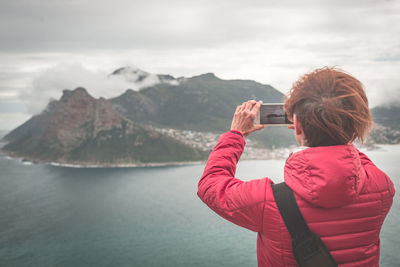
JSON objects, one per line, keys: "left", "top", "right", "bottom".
{"left": 110, "top": 72, "right": 296, "bottom": 147}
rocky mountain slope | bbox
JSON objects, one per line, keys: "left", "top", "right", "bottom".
{"left": 2, "top": 87, "right": 206, "bottom": 165}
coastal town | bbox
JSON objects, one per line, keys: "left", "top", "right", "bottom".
{"left": 151, "top": 126, "right": 299, "bottom": 160}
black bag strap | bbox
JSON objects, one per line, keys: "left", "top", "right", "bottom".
{"left": 271, "top": 182, "right": 338, "bottom": 267}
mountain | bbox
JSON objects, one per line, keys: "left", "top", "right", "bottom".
{"left": 110, "top": 69, "right": 283, "bottom": 131}
{"left": 367, "top": 124, "right": 400, "bottom": 144}
{"left": 371, "top": 104, "right": 400, "bottom": 130}
{"left": 366, "top": 104, "right": 400, "bottom": 144}
{"left": 1, "top": 67, "right": 297, "bottom": 166}
{"left": 2, "top": 87, "right": 206, "bottom": 165}
{"left": 110, "top": 68, "right": 296, "bottom": 147}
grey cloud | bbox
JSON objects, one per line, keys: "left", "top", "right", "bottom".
{"left": 0, "top": 0, "right": 267, "bottom": 52}
{"left": 1, "top": 0, "right": 398, "bottom": 53}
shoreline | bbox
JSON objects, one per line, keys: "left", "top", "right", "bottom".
{"left": 0, "top": 143, "right": 391, "bottom": 169}
{"left": 47, "top": 160, "right": 205, "bottom": 168}
{"left": 0, "top": 150, "right": 205, "bottom": 168}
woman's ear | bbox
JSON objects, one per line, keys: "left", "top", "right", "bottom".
{"left": 293, "top": 114, "right": 303, "bottom": 136}
{"left": 293, "top": 114, "right": 307, "bottom": 146}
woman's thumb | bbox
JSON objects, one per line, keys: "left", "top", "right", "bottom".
{"left": 253, "top": 124, "right": 266, "bottom": 131}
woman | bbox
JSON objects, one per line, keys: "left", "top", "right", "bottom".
{"left": 197, "top": 67, "right": 395, "bottom": 266}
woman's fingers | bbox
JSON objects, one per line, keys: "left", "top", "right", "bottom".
{"left": 247, "top": 100, "right": 257, "bottom": 109}
{"left": 243, "top": 101, "right": 251, "bottom": 111}
{"left": 251, "top": 101, "right": 262, "bottom": 114}
{"left": 241, "top": 100, "right": 258, "bottom": 112}
{"left": 237, "top": 102, "right": 246, "bottom": 112}
{"left": 232, "top": 100, "right": 266, "bottom": 137}
{"left": 237, "top": 100, "right": 262, "bottom": 117}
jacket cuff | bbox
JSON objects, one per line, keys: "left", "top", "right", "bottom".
{"left": 223, "top": 131, "right": 246, "bottom": 148}
{"left": 229, "top": 130, "right": 243, "bottom": 137}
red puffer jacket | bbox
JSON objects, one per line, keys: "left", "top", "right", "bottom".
{"left": 198, "top": 131, "right": 395, "bottom": 266}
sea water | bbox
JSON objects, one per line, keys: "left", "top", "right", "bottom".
{"left": 0, "top": 145, "right": 398, "bottom": 267}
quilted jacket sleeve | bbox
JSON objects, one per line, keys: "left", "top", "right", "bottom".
{"left": 197, "top": 131, "right": 268, "bottom": 232}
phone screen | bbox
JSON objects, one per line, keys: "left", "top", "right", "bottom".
{"left": 257, "top": 104, "right": 292, "bottom": 125}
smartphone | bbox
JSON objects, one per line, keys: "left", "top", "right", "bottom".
{"left": 256, "top": 103, "right": 292, "bottom": 125}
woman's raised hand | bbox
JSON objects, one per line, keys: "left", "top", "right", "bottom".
{"left": 230, "top": 100, "right": 266, "bottom": 137}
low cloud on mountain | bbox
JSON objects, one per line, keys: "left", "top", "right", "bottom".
{"left": 22, "top": 63, "right": 174, "bottom": 114}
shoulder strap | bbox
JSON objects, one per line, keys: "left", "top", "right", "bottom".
{"left": 272, "top": 182, "right": 338, "bottom": 267}
{"left": 272, "top": 182, "right": 312, "bottom": 242}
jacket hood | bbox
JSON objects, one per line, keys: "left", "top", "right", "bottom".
{"left": 284, "top": 143, "right": 366, "bottom": 208}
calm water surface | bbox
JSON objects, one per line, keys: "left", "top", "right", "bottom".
{"left": 0, "top": 144, "right": 398, "bottom": 267}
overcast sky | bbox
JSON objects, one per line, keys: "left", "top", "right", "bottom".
{"left": 1, "top": 0, "right": 400, "bottom": 130}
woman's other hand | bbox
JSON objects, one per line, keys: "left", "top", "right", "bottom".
{"left": 230, "top": 100, "right": 266, "bottom": 137}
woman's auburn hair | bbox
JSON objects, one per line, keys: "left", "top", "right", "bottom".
{"left": 284, "top": 67, "right": 373, "bottom": 147}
